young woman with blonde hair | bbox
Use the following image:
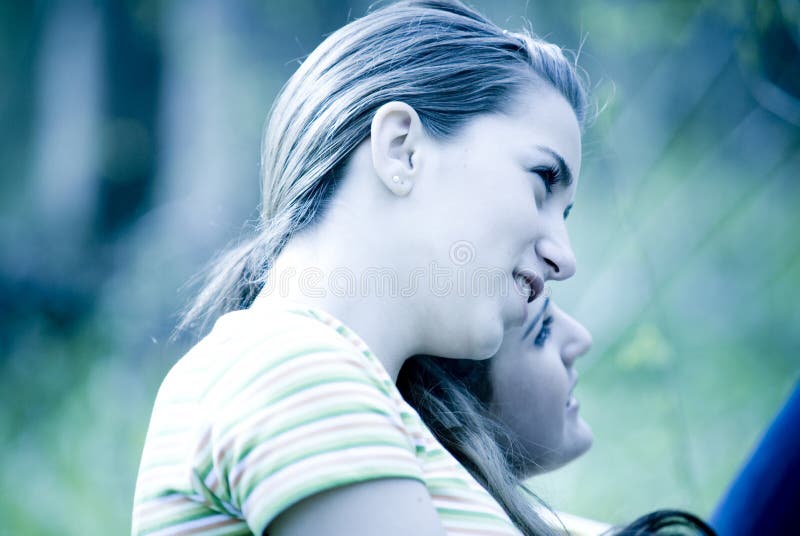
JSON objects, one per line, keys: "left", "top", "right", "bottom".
{"left": 133, "top": 1, "right": 588, "bottom": 534}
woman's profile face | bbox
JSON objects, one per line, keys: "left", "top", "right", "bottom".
{"left": 488, "top": 297, "right": 593, "bottom": 476}
{"left": 411, "top": 83, "right": 582, "bottom": 360}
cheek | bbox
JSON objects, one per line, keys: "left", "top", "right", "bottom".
{"left": 475, "top": 168, "right": 536, "bottom": 232}
{"left": 491, "top": 356, "right": 566, "bottom": 452}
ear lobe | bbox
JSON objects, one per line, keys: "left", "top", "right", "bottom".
{"left": 390, "top": 174, "right": 413, "bottom": 197}
{"left": 370, "top": 101, "right": 424, "bottom": 196}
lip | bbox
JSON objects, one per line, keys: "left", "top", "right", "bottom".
{"left": 513, "top": 268, "right": 545, "bottom": 304}
{"left": 566, "top": 378, "right": 579, "bottom": 412}
{"left": 566, "top": 395, "right": 580, "bottom": 413}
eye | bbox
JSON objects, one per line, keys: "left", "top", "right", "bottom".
{"left": 533, "top": 316, "right": 553, "bottom": 347}
{"left": 529, "top": 164, "right": 562, "bottom": 194}
{"left": 563, "top": 204, "right": 573, "bottom": 220}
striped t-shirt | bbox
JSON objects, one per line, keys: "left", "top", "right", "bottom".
{"left": 132, "top": 300, "right": 522, "bottom": 535}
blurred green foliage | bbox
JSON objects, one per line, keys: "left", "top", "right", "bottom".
{"left": 1, "top": 0, "right": 798, "bottom": 533}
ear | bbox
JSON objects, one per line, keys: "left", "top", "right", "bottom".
{"left": 370, "top": 101, "right": 424, "bottom": 197}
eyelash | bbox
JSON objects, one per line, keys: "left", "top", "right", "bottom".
{"left": 533, "top": 316, "right": 553, "bottom": 347}
{"left": 530, "top": 164, "right": 562, "bottom": 194}
{"left": 530, "top": 165, "right": 573, "bottom": 221}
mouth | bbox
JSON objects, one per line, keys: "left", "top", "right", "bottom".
{"left": 566, "top": 395, "right": 579, "bottom": 411}
{"left": 513, "top": 269, "right": 545, "bottom": 304}
{"left": 566, "top": 378, "right": 579, "bottom": 410}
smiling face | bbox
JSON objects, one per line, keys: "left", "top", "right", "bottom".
{"left": 405, "top": 82, "right": 583, "bottom": 360}
{"left": 488, "top": 297, "right": 593, "bottom": 476}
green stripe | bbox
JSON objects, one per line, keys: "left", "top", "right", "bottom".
{"left": 139, "top": 503, "right": 215, "bottom": 534}
{"left": 205, "top": 383, "right": 395, "bottom": 474}
{"left": 210, "top": 374, "right": 390, "bottom": 456}
{"left": 436, "top": 507, "right": 507, "bottom": 522}
{"left": 135, "top": 486, "right": 195, "bottom": 506}
{"left": 133, "top": 304, "right": 519, "bottom": 534}
{"left": 239, "top": 436, "right": 415, "bottom": 499}
{"left": 210, "top": 344, "right": 350, "bottom": 406}
{"left": 196, "top": 402, "right": 399, "bottom": 479}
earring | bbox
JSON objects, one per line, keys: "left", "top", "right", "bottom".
{"left": 392, "top": 175, "right": 401, "bottom": 183}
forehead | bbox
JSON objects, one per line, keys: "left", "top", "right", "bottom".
{"left": 508, "top": 86, "right": 581, "bottom": 171}
{"left": 451, "top": 84, "right": 581, "bottom": 179}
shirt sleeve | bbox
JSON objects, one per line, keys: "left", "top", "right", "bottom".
{"left": 203, "top": 313, "right": 425, "bottom": 535}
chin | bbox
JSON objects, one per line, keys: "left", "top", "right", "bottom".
{"left": 566, "top": 417, "right": 594, "bottom": 460}
{"left": 471, "top": 314, "right": 504, "bottom": 359}
{"left": 535, "top": 420, "right": 594, "bottom": 475}
{"left": 444, "top": 304, "right": 502, "bottom": 359}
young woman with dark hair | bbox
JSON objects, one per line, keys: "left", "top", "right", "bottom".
{"left": 397, "top": 296, "right": 717, "bottom": 535}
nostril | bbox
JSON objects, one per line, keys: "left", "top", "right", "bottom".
{"left": 545, "top": 258, "right": 559, "bottom": 273}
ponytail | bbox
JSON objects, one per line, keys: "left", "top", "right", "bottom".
{"left": 177, "top": 0, "right": 588, "bottom": 334}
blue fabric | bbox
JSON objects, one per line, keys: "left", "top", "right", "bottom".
{"left": 711, "top": 381, "right": 800, "bottom": 536}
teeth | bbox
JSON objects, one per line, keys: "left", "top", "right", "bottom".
{"left": 515, "top": 273, "right": 535, "bottom": 303}
{"left": 515, "top": 274, "right": 527, "bottom": 296}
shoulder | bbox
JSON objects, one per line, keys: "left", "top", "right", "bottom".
{"left": 200, "top": 303, "right": 398, "bottom": 409}
{"left": 199, "top": 304, "right": 429, "bottom": 533}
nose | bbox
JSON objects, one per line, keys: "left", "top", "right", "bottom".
{"left": 535, "top": 228, "right": 576, "bottom": 281}
{"left": 561, "top": 313, "right": 592, "bottom": 368}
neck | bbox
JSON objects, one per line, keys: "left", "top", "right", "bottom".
{"left": 256, "top": 229, "right": 420, "bottom": 382}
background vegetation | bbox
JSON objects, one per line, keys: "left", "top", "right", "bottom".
{"left": 1, "top": 0, "right": 798, "bottom": 533}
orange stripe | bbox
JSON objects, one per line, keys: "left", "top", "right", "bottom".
{"left": 213, "top": 380, "right": 404, "bottom": 468}
{"left": 229, "top": 418, "right": 412, "bottom": 489}
{"left": 177, "top": 516, "right": 245, "bottom": 535}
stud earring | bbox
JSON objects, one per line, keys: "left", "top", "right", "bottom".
{"left": 392, "top": 175, "right": 400, "bottom": 183}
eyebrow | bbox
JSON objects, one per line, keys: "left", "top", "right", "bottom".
{"left": 535, "top": 145, "right": 574, "bottom": 189}
{"left": 522, "top": 296, "right": 551, "bottom": 340}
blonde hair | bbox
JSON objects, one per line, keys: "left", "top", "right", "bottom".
{"left": 397, "top": 356, "right": 562, "bottom": 535}
{"left": 183, "top": 3, "right": 588, "bottom": 532}
{"left": 181, "top": 0, "right": 588, "bottom": 333}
